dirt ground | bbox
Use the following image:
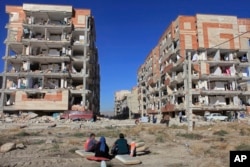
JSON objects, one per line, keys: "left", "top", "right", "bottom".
{"left": 0, "top": 118, "right": 250, "bottom": 167}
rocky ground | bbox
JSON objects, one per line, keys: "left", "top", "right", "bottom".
{"left": 1, "top": 114, "right": 250, "bottom": 167}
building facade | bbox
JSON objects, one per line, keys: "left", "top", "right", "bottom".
{"left": 138, "top": 14, "right": 250, "bottom": 118}
{"left": 127, "top": 86, "right": 140, "bottom": 117}
{"left": 114, "top": 90, "right": 131, "bottom": 117}
{"left": 137, "top": 46, "right": 160, "bottom": 117}
{"left": 0, "top": 3, "right": 100, "bottom": 114}
{"left": 114, "top": 88, "right": 140, "bottom": 118}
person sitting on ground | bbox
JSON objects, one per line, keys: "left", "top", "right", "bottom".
{"left": 84, "top": 133, "right": 98, "bottom": 152}
{"left": 111, "top": 133, "right": 129, "bottom": 155}
{"left": 95, "top": 136, "right": 111, "bottom": 159}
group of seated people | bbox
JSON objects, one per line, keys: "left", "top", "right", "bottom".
{"left": 84, "top": 133, "right": 133, "bottom": 159}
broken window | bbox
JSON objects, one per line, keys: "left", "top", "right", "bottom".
{"left": 48, "top": 48, "right": 61, "bottom": 56}
{"left": 162, "top": 89, "right": 167, "bottom": 96}
{"left": 168, "top": 32, "right": 171, "bottom": 38}
{"left": 73, "top": 50, "right": 84, "bottom": 57}
{"left": 5, "top": 93, "right": 15, "bottom": 106}
{"left": 225, "top": 97, "right": 230, "bottom": 105}
{"left": 71, "top": 96, "right": 82, "bottom": 105}
{"left": 175, "top": 26, "right": 179, "bottom": 33}
{"left": 30, "top": 62, "right": 39, "bottom": 71}
{"left": 240, "top": 54, "right": 248, "bottom": 62}
{"left": 177, "top": 97, "right": 183, "bottom": 104}
{"left": 193, "top": 96, "right": 199, "bottom": 104}
{"left": 27, "top": 92, "right": 45, "bottom": 99}
{"left": 49, "top": 33, "right": 62, "bottom": 41}
{"left": 31, "top": 78, "right": 42, "bottom": 88}
{"left": 10, "top": 12, "right": 19, "bottom": 22}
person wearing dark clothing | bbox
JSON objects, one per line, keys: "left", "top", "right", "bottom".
{"left": 112, "top": 133, "right": 129, "bottom": 155}
{"left": 152, "top": 115, "right": 157, "bottom": 123}
{"left": 164, "top": 114, "right": 170, "bottom": 127}
{"left": 179, "top": 112, "right": 182, "bottom": 123}
{"left": 93, "top": 114, "right": 97, "bottom": 122}
{"left": 95, "top": 136, "right": 111, "bottom": 159}
{"left": 235, "top": 112, "right": 238, "bottom": 121}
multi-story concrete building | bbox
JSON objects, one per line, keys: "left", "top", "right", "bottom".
{"left": 0, "top": 3, "right": 100, "bottom": 114}
{"left": 137, "top": 64, "right": 146, "bottom": 115}
{"left": 138, "top": 14, "right": 250, "bottom": 119}
{"left": 146, "top": 46, "right": 160, "bottom": 115}
{"left": 127, "top": 86, "right": 140, "bottom": 117}
{"left": 114, "top": 88, "right": 140, "bottom": 118}
{"left": 114, "top": 90, "right": 131, "bottom": 116}
{"left": 137, "top": 46, "right": 160, "bottom": 117}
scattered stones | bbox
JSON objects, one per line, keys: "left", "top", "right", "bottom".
{"left": 41, "top": 116, "right": 55, "bottom": 122}
{"left": 16, "top": 143, "right": 25, "bottom": 149}
{"left": 0, "top": 142, "right": 16, "bottom": 153}
{"left": 5, "top": 117, "right": 13, "bottom": 123}
{"left": 19, "top": 125, "right": 27, "bottom": 129}
{"left": 26, "top": 112, "right": 38, "bottom": 120}
{"left": 48, "top": 123, "right": 57, "bottom": 128}
{"left": 1, "top": 112, "right": 57, "bottom": 124}
{"left": 46, "top": 139, "right": 55, "bottom": 144}
{"left": 70, "top": 124, "right": 81, "bottom": 130}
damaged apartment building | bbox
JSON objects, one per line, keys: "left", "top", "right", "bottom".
{"left": 114, "top": 88, "right": 140, "bottom": 119}
{"left": 137, "top": 46, "right": 160, "bottom": 117}
{"left": 114, "top": 90, "right": 131, "bottom": 118}
{"left": 137, "top": 14, "right": 250, "bottom": 118}
{"left": 0, "top": 3, "right": 100, "bottom": 114}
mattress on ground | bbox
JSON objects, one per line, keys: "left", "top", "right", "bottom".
{"left": 115, "top": 154, "right": 141, "bottom": 165}
{"left": 135, "top": 142, "right": 145, "bottom": 148}
{"left": 136, "top": 145, "right": 149, "bottom": 152}
{"left": 75, "top": 150, "right": 95, "bottom": 157}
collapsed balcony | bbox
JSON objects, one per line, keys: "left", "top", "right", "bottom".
{"left": 22, "top": 28, "right": 72, "bottom": 43}
{"left": 24, "top": 13, "right": 72, "bottom": 26}
{"left": 192, "top": 93, "right": 246, "bottom": 110}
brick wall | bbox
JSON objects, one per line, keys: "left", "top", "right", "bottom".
{"left": 179, "top": 16, "right": 198, "bottom": 51}
{"left": 196, "top": 14, "right": 240, "bottom": 49}
{"left": 6, "top": 6, "right": 26, "bottom": 42}
{"left": 72, "top": 9, "right": 91, "bottom": 28}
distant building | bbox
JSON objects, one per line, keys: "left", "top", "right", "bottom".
{"left": 114, "top": 88, "right": 140, "bottom": 118}
{"left": 114, "top": 90, "right": 131, "bottom": 117}
{"left": 127, "top": 86, "right": 139, "bottom": 117}
{"left": 137, "top": 46, "right": 160, "bottom": 117}
{"left": 137, "top": 14, "right": 250, "bottom": 119}
{"left": 0, "top": 3, "right": 100, "bottom": 114}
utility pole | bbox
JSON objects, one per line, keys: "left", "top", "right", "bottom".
{"left": 187, "top": 51, "right": 193, "bottom": 132}
{"left": 128, "top": 95, "right": 131, "bottom": 119}
{"left": 158, "top": 79, "right": 162, "bottom": 117}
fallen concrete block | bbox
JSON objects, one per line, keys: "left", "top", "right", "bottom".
{"left": 0, "top": 142, "right": 16, "bottom": 153}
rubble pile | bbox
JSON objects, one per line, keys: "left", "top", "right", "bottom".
{"left": 0, "top": 112, "right": 57, "bottom": 124}
{"left": 71, "top": 105, "right": 85, "bottom": 111}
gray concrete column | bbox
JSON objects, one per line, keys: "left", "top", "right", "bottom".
{"left": 187, "top": 51, "right": 193, "bottom": 132}
{"left": 0, "top": 44, "right": 10, "bottom": 112}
